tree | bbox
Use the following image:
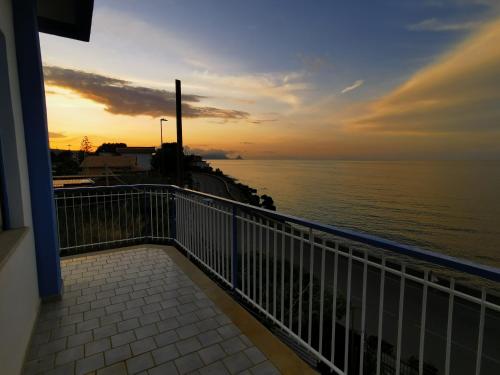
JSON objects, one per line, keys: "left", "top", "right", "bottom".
{"left": 80, "top": 136, "right": 93, "bottom": 154}
{"left": 51, "top": 150, "right": 80, "bottom": 175}
{"left": 260, "top": 194, "right": 276, "bottom": 211}
{"left": 95, "top": 142, "right": 127, "bottom": 155}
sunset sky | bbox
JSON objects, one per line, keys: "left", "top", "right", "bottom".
{"left": 41, "top": 0, "right": 500, "bottom": 159}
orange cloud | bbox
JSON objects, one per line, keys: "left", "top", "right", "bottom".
{"left": 348, "top": 18, "right": 500, "bottom": 134}
{"left": 43, "top": 66, "right": 249, "bottom": 120}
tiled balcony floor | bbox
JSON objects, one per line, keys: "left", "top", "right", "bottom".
{"left": 22, "top": 246, "right": 302, "bottom": 375}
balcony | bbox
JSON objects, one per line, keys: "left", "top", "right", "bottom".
{"left": 25, "top": 185, "right": 500, "bottom": 374}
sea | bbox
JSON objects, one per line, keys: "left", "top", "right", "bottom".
{"left": 209, "top": 160, "right": 500, "bottom": 268}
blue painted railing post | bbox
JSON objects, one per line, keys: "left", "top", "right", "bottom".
{"left": 231, "top": 205, "right": 238, "bottom": 289}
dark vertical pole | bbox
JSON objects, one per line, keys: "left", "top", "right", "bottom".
{"left": 175, "top": 80, "right": 184, "bottom": 187}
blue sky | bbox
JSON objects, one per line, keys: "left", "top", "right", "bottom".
{"left": 97, "top": 0, "right": 489, "bottom": 84}
{"left": 41, "top": 0, "right": 500, "bottom": 159}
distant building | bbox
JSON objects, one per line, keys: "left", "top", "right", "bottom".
{"left": 186, "top": 154, "right": 210, "bottom": 170}
{"left": 116, "top": 146, "right": 155, "bottom": 171}
{"left": 80, "top": 155, "right": 139, "bottom": 175}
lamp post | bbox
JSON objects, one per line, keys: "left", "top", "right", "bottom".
{"left": 160, "top": 118, "right": 168, "bottom": 149}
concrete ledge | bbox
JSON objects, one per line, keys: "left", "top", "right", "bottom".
{"left": 0, "top": 227, "right": 29, "bottom": 270}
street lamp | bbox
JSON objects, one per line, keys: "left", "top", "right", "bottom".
{"left": 160, "top": 118, "right": 168, "bottom": 149}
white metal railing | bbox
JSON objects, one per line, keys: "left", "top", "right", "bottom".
{"left": 54, "top": 185, "right": 500, "bottom": 375}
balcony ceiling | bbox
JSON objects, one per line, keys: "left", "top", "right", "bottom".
{"left": 37, "top": 0, "right": 94, "bottom": 42}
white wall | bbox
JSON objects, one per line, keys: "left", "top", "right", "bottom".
{"left": 0, "top": 230, "right": 40, "bottom": 375}
{"left": 0, "top": 0, "right": 41, "bottom": 373}
{"left": 135, "top": 153, "right": 153, "bottom": 171}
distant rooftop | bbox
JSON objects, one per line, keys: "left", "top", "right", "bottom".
{"left": 116, "top": 147, "right": 155, "bottom": 154}
{"left": 52, "top": 178, "right": 95, "bottom": 188}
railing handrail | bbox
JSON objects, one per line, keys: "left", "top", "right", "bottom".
{"left": 54, "top": 184, "right": 500, "bottom": 282}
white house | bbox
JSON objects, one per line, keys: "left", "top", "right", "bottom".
{"left": 116, "top": 146, "right": 155, "bottom": 171}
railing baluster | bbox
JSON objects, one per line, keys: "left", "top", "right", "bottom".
{"left": 395, "top": 264, "right": 406, "bottom": 375}
{"left": 88, "top": 191, "right": 92, "bottom": 246}
{"left": 307, "top": 228, "right": 314, "bottom": 346}
{"left": 419, "top": 270, "right": 429, "bottom": 375}
{"left": 475, "top": 288, "right": 486, "bottom": 375}
{"left": 298, "top": 231, "right": 304, "bottom": 338}
{"left": 207, "top": 200, "right": 212, "bottom": 267}
{"left": 149, "top": 188, "right": 153, "bottom": 240}
{"left": 118, "top": 191, "right": 122, "bottom": 240}
{"left": 178, "top": 194, "right": 182, "bottom": 245}
{"left": 130, "top": 190, "right": 133, "bottom": 239}
{"left": 190, "top": 197, "right": 194, "bottom": 254}
{"left": 359, "top": 251, "right": 368, "bottom": 375}
{"left": 54, "top": 197, "right": 61, "bottom": 250}
{"left": 155, "top": 190, "right": 159, "bottom": 239}
{"left": 211, "top": 201, "right": 215, "bottom": 269}
{"left": 111, "top": 189, "right": 115, "bottom": 241}
{"left": 247, "top": 216, "right": 251, "bottom": 297}
{"left": 102, "top": 194, "right": 109, "bottom": 242}
{"left": 218, "top": 204, "right": 222, "bottom": 275}
{"left": 123, "top": 191, "right": 126, "bottom": 239}
{"left": 376, "top": 257, "right": 386, "bottom": 375}
{"left": 224, "top": 208, "right": 229, "bottom": 283}
{"left": 79, "top": 193, "right": 85, "bottom": 245}
{"left": 259, "top": 217, "right": 263, "bottom": 308}
{"left": 161, "top": 189, "right": 165, "bottom": 239}
{"left": 166, "top": 190, "right": 170, "bottom": 238}
{"left": 273, "top": 221, "right": 278, "bottom": 318}
{"left": 281, "top": 225, "right": 285, "bottom": 324}
{"left": 241, "top": 213, "right": 246, "bottom": 293}
{"left": 318, "top": 239, "right": 326, "bottom": 353}
{"left": 183, "top": 195, "right": 187, "bottom": 248}
{"left": 444, "top": 278, "right": 455, "bottom": 375}
{"left": 231, "top": 205, "right": 238, "bottom": 289}
{"left": 72, "top": 194, "right": 77, "bottom": 248}
{"left": 63, "top": 192, "right": 69, "bottom": 249}
{"left": 344, "top": 248, "right": 352, "bottom": 374}
{"left": 253, "top": 216, "right": 257, "bottom": 302}
{"left": 266, "top": 220, "right": 270, "bottom": 311}
{"left": 330, "top": 245, "right": 339, "bottom": 364}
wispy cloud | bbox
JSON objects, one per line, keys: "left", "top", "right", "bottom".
{"left": 341, "top": 80, "right": 364, "bottom": 94}
{"left": 191, "top": 70, "right": 309, "bottom": 108}
{"left": 347, "top": 19, "right": 500, "bottom": 133}
{"left": 48, "top": 131, "right": 66, "bottom": 138}
{"left": 249, "top": 118, "right": 278, "bottom": 125}
{"left": 408, "top": 18, "right": 479, "bottom": 32}
{"left": 424, "top": 0, "right": 500, "bottom": 8}
{"left": 43, "top": 66, "right": 249, "bottom": 120}
{"left": 183, "top": 58, "right": 211, "bottom": 70}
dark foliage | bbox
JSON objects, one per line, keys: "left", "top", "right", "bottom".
{"left": 95, "top": 142, "right": 127, "bottom": 155}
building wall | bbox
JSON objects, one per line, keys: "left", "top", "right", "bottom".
{"left": 82, "top": 166, "right": 135, "bottom": 175}
{"left": 0, "top": 0, "right": 40, "bottom": 373}
{"left": 135, "top": 153, "right": 152, "bottom": 171}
